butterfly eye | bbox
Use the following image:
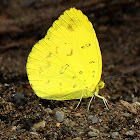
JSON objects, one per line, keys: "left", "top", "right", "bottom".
{"left": 98, "top": 81, "right": 105, "bottom": 89}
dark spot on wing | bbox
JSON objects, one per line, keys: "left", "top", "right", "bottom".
{"left": 60, "top": 64, "right": 69, "bottom": 74}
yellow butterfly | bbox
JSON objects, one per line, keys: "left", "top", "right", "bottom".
{"left": 26, "top": 8, "right": 108, "bottom": 110}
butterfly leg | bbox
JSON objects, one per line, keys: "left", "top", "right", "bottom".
{"left": 75, "top": 93, "right": 83, "bottom": 109}
{"left": 94, "top": 94, "right": 109, "bottom": 109}
{"left": 87, "top": 93, "right": 95, "bottom": 111}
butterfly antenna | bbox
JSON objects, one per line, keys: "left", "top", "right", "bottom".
{"left": 103, "top": 74, "right": 129, "bottom": 81}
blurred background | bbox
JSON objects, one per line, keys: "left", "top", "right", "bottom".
{"left": 0, "top": 0, "right": 140, "bottom": 139}
{"left": 0, "top": 0, "right": 139, "bottom": 82}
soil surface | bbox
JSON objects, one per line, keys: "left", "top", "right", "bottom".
{"left": 0, "top": 0, "right": 140, "bottom": 139}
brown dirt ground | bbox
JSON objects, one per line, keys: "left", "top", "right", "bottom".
{"left": 0, "top": 0, "right": 140, "bottom": 139}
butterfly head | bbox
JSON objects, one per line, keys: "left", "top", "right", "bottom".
{"left": 98, "top": 81, "right": 105, "bottom": 89}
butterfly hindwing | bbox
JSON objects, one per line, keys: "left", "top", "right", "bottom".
{"left": 26, "top": 8, "right": 102, "bottom": 100}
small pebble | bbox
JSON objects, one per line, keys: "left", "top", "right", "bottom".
{"left": 88, "top": 130, "right": 99, "bottom": 137}
{"left": 88, "top": 115, "right": 93, "bottom": 120}
{"left": 56, "top": 111, "right": 64, "bottom": 122}
{"left": 88, "top": 126, "right": 99, "bottom": 137}
{"left": 9, "top": 93, "right": 27, "bottom": 107}
{"left": 111, "top": 132, "right": 119, "bottom": 138}
{"left": 89, "top": 126, "right": 95, "bottom": 130}
{"left": 30, "top": 131, "right": 38, "bottom": 135}
{"left": 33, "top": 120, "right": 46, "bottom": 130}
{"left": 52, "top": 132, "right": 58, "bottom": 139}
{"left": 92, "top": 116, "right": 99, "bottom": 123}
{"left": 11, "top": 126, "right": 17, "bottom": 131}
{"left": 46, "top": 108, "right": 53, "bottom": 114}
{"left": 64, "top": 118, "right": 76, "bottom": 127}
{"left": 123, "top": 113, "right": 130, "bottom": 117}
{"left": 30, "top": 127, "right": 38, "bottom": 135}
{"left": 73, "top": 137, "right": 81, "bottom": 140}
{"left": 88, "top": 115, "right": 99, "bottom": 123}
{"left": 99, "top": 119, "right": 102, "bottom": 122}
{"left": 75, "top": 113, "right": 82, "bottom": 117}
{"left": 70, "top": 121, "right": 76, "bottom": 127}
{"left": 56, "top": 122, "right": 60, "bottom": 127}
{"left": 64, "top": 118, "right": 70, "bottom": 126}
{"left": 126, "top": 130, "right": 134, "bottom": 136}
{"left": 69, "top": 106, "right": 73, "bottom": 109}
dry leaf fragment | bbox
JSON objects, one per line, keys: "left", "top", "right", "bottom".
{"left": 120, "top": 100, "right": 137, "bottom": 114}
